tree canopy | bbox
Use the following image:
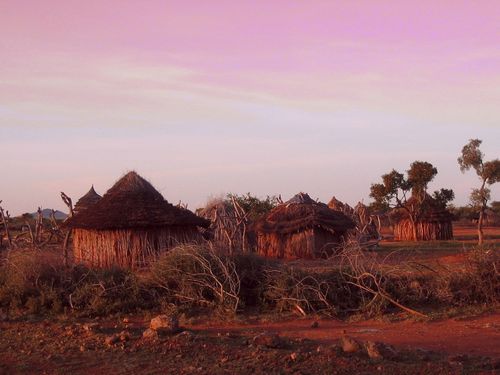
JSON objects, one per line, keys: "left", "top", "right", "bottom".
{"left": 458, "top": 139, "right": 500, "bottom": 245}
{"left": 370, "top": 161, "right": 449, "bottom": 210}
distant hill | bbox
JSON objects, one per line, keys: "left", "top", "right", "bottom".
{"left": 31, "top": 209, "right": 68, "bottom": 220}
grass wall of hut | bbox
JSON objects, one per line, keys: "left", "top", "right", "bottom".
{"left": 73, "top": 227, "right": 202, "bottom": 269}
{"left": 394, "top": 220, "right": 453, "bottom": 241}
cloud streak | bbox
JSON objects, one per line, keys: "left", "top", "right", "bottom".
{"left": 1, "top": 1, "right": 499, "bottom": 213}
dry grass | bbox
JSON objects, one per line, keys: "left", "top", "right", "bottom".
{"left": 1, "top": 240, "right": 498, "bottom": 320}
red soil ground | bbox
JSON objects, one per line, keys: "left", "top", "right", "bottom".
{"left": 195, "top": 312, "right": 500, "bottom": 359}
{"left": 1, "top": 312, "right": 498, "bottom": 374}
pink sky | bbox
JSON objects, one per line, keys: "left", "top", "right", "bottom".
{"left": 1, "top": 1, "right": 499, "bottom": 213}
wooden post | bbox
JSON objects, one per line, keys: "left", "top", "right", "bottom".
{"left": 35, "top": 207, "right": 43, "bottom": 244}
{"left": 0, "top": 201, "right": 12, "bottom": 248}
{"left": 63, "top": 230, "right": 71, "bottom": 267}
{"left": 60, "top": 192, "right": 74, "bottom": 217}
{"left": 25, "top": 218, "right": 35, "bottom": 244}
{"left": 60, "top": 192, "right": 74, "bottom": 266}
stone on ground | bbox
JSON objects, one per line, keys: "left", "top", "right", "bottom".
{"left": 339, "top": 335, "right": 361, "bottom": 353}
{"left": 150, "top": 314, "right": 180, "bottom": 333}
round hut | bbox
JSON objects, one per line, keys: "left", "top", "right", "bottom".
{"left": 392, "top": 196, "right": 453, "bottom": 241}
{"left": 254, "top": 193, "right": 355, "bottom": 259}
{"left": 65, "top": 171, "right": 209, "bottom": 269}
{"left": 74, "top": 186, "right": 102, "bottom": 214}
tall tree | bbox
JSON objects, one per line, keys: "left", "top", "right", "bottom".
{"left": 370, "top": 161, "right": 453, "bottom": 241}
{"left": 458, "top": 139, "right": 500, "bottom": 245}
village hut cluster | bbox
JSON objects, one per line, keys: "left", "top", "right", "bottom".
{"left": 62, "top": 171, "right": 458, "bottom": 269}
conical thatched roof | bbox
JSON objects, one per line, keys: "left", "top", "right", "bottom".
{"left": 328, "top": 196, "right": 354, "bottom": 214}
{"left": 74, "top": 186, "right": 102, "bottom": 213}
{"left": 254, "top": 193, "right": 355, "bottom": 235}
{"left": 66, "top": 171, "right": 209, "bottom": 230}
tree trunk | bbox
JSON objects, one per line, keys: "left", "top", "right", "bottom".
{"left": 477, "top": 180, "right": 487, "bottom": 246}
{"left": 478, "top": 206, "right": 485, "bottom": 246}
{"left": 409, "top": 216, "right": 418, "bottom": 242}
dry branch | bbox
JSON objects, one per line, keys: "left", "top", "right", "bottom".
{"left": 338, "top": 244, "right": 428, "bottom": 318}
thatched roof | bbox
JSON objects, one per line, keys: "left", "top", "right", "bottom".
{"left": 391, "top": 194, "right": 453, "bottom": 223}
{"left": 66, "top": 171, "right": 209, "bottom": 230}
{"left": 286, "top": 192, "right": 316, "bottom": 205}
{"left": 254, "top": 193, "right": 355, "bottom": 235}
{"left": 74, "top": 186, "right": 102, "bottom": 213}
{"left": 328, "top": 196, "right": 354, "bottom": 214}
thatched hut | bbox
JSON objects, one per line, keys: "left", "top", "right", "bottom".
{"left": 65, "top": 171, "right": 209, "bottom": 269}
{"left": 74, "top": 186, "right": 102, "bottom": 214}
{"left": 254, "top": 193, "right": 355, "bottom": 259}
{"left": 392, "top": 196, "right": 453, "bottom": 241}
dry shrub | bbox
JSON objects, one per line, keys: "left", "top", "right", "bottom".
{"left": 0, "top": 250, "right": 67, "bottom": 314}
{"left": 355, "top": 246, "right": 500, "bottom": 313}
{"left": 68, "top": 266, "right": 147, "bottom": 316}
{"left": 151, "top": 244, "right": 241, "bottom": 313}
{"left": 0, "top": 249, "right": 149, "bottom": 317}
{"left": 2, "top": 244, "right": 496, "bottom": 319}
{"left": 232, "top": 253, "right": 277, "bottom": 307}
{"left": 432, "top": 247, "right": 499, "bottom": 306}
{"left": 261, "top": 266, "right": 346, "bottom": 316}
{"left": 336, "top": 244, "right": 389, "bottom": 316}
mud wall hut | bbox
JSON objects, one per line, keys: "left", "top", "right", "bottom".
{"left": 392, "top": 196, "right": 453, "bottom": 241}
{"left": 254, "top": 193, "right": 355, "bottom": 259}
{"left": 65, "top": 172, "right": 209, "bottom": 269}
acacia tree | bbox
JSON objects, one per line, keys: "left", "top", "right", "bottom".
{"left": 458, "top": 139, "right": 500, "bottom": 245}
{"left": 370, "top": 161, "right": 454, "bottom": 241}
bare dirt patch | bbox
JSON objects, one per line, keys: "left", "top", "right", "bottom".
{"left": 0, "top": 313, "right": 498, "bottom": 374}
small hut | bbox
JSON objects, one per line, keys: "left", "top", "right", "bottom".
{"left": 65, "top": 171, "right": 209, "bottom": 269}
{"left": 392, "top": 196, "right": 453, "bottom": 241}
{"left": 254, "top": 193, "right": 355, "bottom": 259}
{"left": 74, "top": 186, "right": 102, "bottom": 214}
